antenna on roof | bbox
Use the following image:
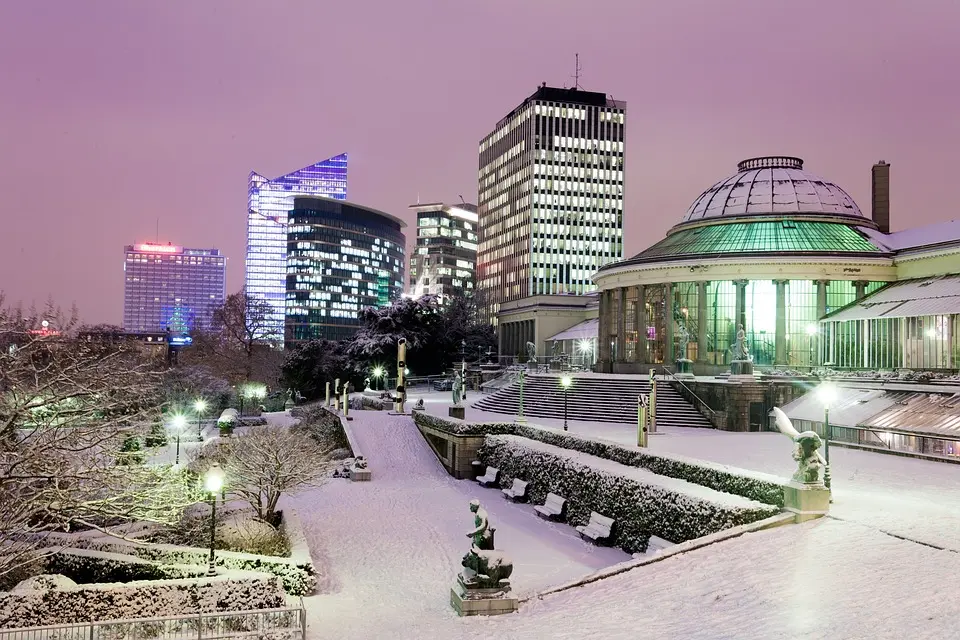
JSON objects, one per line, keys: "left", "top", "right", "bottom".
{"left": 156, "top": 218, "right": 159, "bottom": 243}
{"left": 571, "top": 53, "right": 583, "bottom": 90}
{"left": 459, "top": 195, "right": 466, "bottom": 205}
{"left": 417, "top": 191, "right": 420, "bottom": 205}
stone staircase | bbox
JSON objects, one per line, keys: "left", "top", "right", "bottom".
{"left": 470, "top": 373, "right": 715, "bottom": 429}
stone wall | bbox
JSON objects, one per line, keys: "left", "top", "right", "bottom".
{"left": 673, "top": 379, "right": 809, "bottom": 432}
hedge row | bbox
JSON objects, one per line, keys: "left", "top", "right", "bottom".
{"left": 0, "top": 571, "right": 284, "bottom": 629}
{"left": 44, "top": 548, "right": 208, "bottom": 584}
{"left": 63, "top": 538, "right": 316, "bottom": 596}
{"left": 413, "top": 410, "right": 786, "bottom": 507}
{"left": 479, "top": 435, "right": 780, "bottom": 553}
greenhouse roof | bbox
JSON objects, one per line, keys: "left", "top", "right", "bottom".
{"left": 627, "top": 220, "right": 887, "bottom": 263}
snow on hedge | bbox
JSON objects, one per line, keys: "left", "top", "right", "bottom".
{"left": 0, "top": 571, "right": 284, "bottom": 629}
{"left": 479, "top": 434, "right": 781, "bottom": 553}
{"left": 413, "top": 410, "right": 787, "bottom": 507}
{"left": 44, "top": 547, "right": 208, "bottom": 584}
{"left": 56, "top": 537, "right": 316, "bottom": 596}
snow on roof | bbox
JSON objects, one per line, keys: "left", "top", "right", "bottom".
{"left": 547, "top": 318, "right": 599, "bottom": 342}
{"left": 491, "top": 434, "right": 777, "bottom": 510}
{"left": 863, "top": 219, "right": 960, "bottom": 252}
{"left": 777, "top": 384, "right": 899, "bottom": 427}
{"left": 681, "top": 157, "right": 865, "bottom": 224}
{"left": 824, "top": 274, "right": 960, "bottom": 322}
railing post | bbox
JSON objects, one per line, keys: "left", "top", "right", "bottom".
{"left": 649, "top": 369, "right": 657, "bottom": 433}
{"left": 300, "top": 598, "right": 307, "bottom": 639}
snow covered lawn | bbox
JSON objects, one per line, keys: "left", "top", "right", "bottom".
{"left": 414, "top": 390, "right": 960, "bottom": 552}
{"left": 285, "top": 409, "right": 629, "bottom": 638}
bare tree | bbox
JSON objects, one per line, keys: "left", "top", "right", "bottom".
{"left": 0, "top": 296, "right": 201, "bottom": 581}
{"left": 216, "top": 426, "right": 337, "bottom": 523}
{"left": 207, "top": 289, "right": 283, "bottom": 383}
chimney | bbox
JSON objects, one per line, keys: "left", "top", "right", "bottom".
{"left": 871, "top": 161, "right": 890, "bottom": 233}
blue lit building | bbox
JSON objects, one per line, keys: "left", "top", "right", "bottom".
{"left": 245, "top": 154, "right": 348, "bottom": 341}
{"left": 122, "top": 243, "right": 226, "bottom": 334}
{"left": 286, "top": 196, "right": 406, "bottom": 345}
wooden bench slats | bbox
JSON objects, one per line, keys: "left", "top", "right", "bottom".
{"left": 534, "top": 492, "right": 567, "bottom": 520}
{"left": 576, "top": 511, "right": 615, "bottom": 545}
{"left": 501, "top": 478, "right": 528, "bottom": 501}
{"left": 476, "top": 466, "right": 500, "bottom": 487}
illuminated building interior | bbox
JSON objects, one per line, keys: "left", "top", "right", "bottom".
{"left": 123, "top": 243, "right": 226, "bottom": 334}
{"left": 246, "top": 153, "right": 348, "bottom": 340}
{"left": 408, "top": 202, "right": 478, "bottom": 299}
{"left": 285, "top": 196, "right": 406, "bottom": 345}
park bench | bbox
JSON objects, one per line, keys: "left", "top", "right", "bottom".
{"left": 534, "top": 493, "right": 567, "bottom": 521}
{"left": 576, "top": 511, "right": 615, "bottom": 546}
{"left": 501, "top": 478, "right": 529, "bottom": 502}
{"left": 476, "top": 466, "right": 500, "bottom": 488}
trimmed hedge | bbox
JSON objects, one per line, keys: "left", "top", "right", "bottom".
{"left": 479, "top": 435, "right": 780, "bottom": 553}
{"left": 60, "top": 538, "right": 316, "bottom": 596}
{"left": 0, "top": 571, "right": 284, "bottom": 629}
{"left": 44, "top": 548, "right": 207, "bottom": 584}
{"left": 413, "top": 410, "right": 786, "bottom": 507}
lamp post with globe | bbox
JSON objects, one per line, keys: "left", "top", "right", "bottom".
{"left": 171, "top": 414, "right": 186, "bottom": 465}
{"left": 560, "top": 376, "right": 572, "bottom": 431}
{"left": 817, "top": 383, "right": 838, "bottom": 489}
{"left": 205, "top": 463, "right": 225, "bottom": 576}
{"left": 372, "top": 366, "right": 385, "bottom": 391}
{"left": 194, "top": 399, "right": 207, "bottom": 439}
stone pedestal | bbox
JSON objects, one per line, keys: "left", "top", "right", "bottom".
{"left": 450, "top": 578, "right": 517, "bottom": 617}
{"left": 349, "top": 468, "right": 372, "bottom": 482}
{"left": 449, "top": 405, "right": 465, "bottom": 420}
{"left": 675, "top": 358, "right": 694, "bottom": 378}
{"left": 783, "top": 481, "right": 831, "bottom": 522}
{"left": 730, "top": 360, "right": 754, "bottom": 376}
{"left": 284, "top": 399, "right": 295, "bottom": 411}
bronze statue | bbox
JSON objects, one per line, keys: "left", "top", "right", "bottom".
{"left": 460, "top": 500, "right": 513, "bottom": 590}
{"left": 773, "top": 407, "right": 828, "bottom": 485}
{"left": 452, "top": 371, "right": 463, "bottom": 405}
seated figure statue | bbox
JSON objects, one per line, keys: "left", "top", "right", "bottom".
{"left": 459, "top": 499, "right": 513, "bottom": 591}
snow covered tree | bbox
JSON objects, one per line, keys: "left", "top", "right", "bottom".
{"left": 281, "top": 339, "right": 349, "bottom": 400}
{"left": 0, "top": 297, "right": 202, "bottom": 580}
{"left": 214, "top": 426, "right": 338, "bottom": 524}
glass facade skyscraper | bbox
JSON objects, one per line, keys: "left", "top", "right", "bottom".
{"left": 408, "top": 202, "right": 478, "bottom": 299}
{"left": 477, "top": 85, "right": 626, "bottom": 323}
{"left": 123, "top": 243, "right": 226, "bottom": 334}
{"left": 245, "top": 153, "right": 348, "bottom": 341}
{"left": 286, "top": 196, "right": 406, "bottom": 345}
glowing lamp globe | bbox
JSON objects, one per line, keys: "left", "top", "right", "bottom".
{"left": 205, "top": 463, "right": 225, "bottom": 493}
{"left": 561, "top": 376, "right": 572, "bottom": 389}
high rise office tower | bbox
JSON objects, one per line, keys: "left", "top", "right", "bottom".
{"left": 245, "top": 153, "right": 348, "bottom": 341}
{"left": 477, "top": 85, "right": 626, "bottom": 323}
{"left": 123, "top": 243, "right": 226, "bottom": 333}
{"left": 408, "top": 202, "right": 478, "bottom": 299}
{"left": 285, "top": 196, "right": 406, "bottom": 345}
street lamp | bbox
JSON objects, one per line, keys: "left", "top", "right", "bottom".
{"left": 194, "top": 399, "right": 207, "bottom": 439}
{"left": 817, "top": 383, "right": 838, "bottom": 489}
{"left": 560, "top": 376, "right": 572, "bottom": 431}
{"left": 171, "top": 414, "right": 187, "bottom": 465}
{"left": 205, "top": 463, "right": 225, "bottom": 576}
{"left": 372, "top": 366, "right": 384, "bottom": 391}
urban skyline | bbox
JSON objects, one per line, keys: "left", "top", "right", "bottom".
{"left": 2, "top": 1, "right": 959, "bottom": 324}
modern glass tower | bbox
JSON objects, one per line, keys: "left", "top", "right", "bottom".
{"left": 477, "top": 85, "right": 626, "bottom": 323}
{"left": 123, "top": 243, "right": 226, "bottom": 334}
{"left": 408, "top": 202, "right": 478, "bottom": 299}
{"left": 286, "top": 197, "right": 406, "bottom": 345}
{"left": 245, "top": 153, "right": 348, "bottom": 341}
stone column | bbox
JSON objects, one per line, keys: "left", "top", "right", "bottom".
{"left": 635, "top": 284, "right": 647, "bottom": 363}
{"left": 616, "top": 288, "right": 627, "bottom": 363}
{"left": 734, "top": 279, "right": 748, "bottom": 331}
{"left": 816, "top": 280, "right": 829, "bottom": 319}
{"left": 499, "top": 324, "right": 506, "bottom": 358}
{"left": 598, "top": 289, "right": 612, "bottom": 368}
{"left": 854, "top": 280, "right": 867, "bottom": 301}
{"left": 664, "top": 283, "right": 675, "bottom": 363}
{"left": 697, "top": 281, "right": 708, "bottom": 363}
{"left": 774, "top": 280, "right": 788, "bottom": 366}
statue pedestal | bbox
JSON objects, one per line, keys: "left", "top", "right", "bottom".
{"left": 449, "top": 405, "right": 465, "bottom": 420}
{"left": 675, "top": 358, "right": 694, "bottom": 378}
{"left": 450, "top": 576, "right": 517, "bottom": 617}
{"left": 284, "top": 399, "right": 295, "bottom": 411}
{"left": 783, "top": 482, "right": 831, "bottom": 522}
{"left": 730, "top": 360, "right": 754, "bottom": 376}
{"left": 349, "top": 467, "right": 372, "bottom": 482}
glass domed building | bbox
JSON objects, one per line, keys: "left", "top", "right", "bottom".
{"left": 594, "top": 156, "right": 896, "bottom": 373}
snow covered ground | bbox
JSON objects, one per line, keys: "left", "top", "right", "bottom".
{"left": 283, "top": 409, "right": 629, "bottom": 638}
{"left": 264, "top": 402, "right": 960, "bottom": 640}
{"left": 412, "top": 389, "right": 960, "bottom": 552}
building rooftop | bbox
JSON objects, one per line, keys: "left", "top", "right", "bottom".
{"left": 823, "top": 274, "right": 960, "bottom": 322}
{"left": 628, "top": 220, "right": 886, "bottom": 263}
{"left": 681, "top": 156, "right": 868, "bottom": 226}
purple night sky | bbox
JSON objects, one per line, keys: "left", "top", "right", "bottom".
{"left": 1, "top": 0, "right": 958, "bottom": 325}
